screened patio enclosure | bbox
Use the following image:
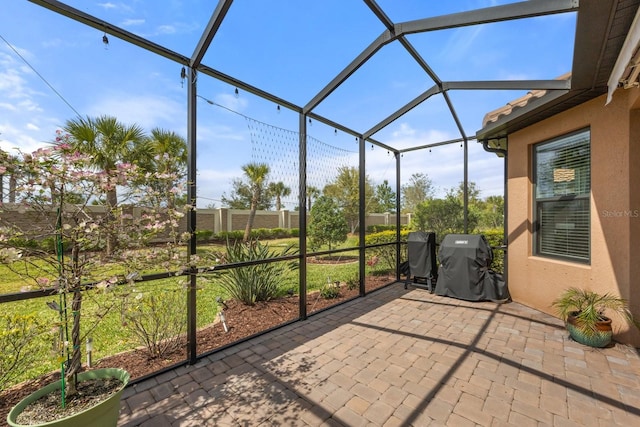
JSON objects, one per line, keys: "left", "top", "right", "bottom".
{"left": 4, "top": 0, "right": 638, "bottom": 368}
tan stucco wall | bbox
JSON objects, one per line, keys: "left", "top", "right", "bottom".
{"left": 507, "top": 87, "right": 640, "bottom": 346}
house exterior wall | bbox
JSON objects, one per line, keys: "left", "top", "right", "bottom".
{"left": 507, "top": 87, "right": 640, "bottom": 345}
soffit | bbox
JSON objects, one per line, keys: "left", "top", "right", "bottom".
{"left": 477, "top": 0, "right": 640, "bottom": 142}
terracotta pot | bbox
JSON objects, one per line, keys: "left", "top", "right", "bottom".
{"left": 566, "top": 311, "right": 613, "bottom": 348}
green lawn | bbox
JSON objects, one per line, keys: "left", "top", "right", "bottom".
{"left": 0, "top": 237, "right": 394, "bottom": 390}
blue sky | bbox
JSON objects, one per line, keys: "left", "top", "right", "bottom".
{"left": 0, "top": 1, "right": 576, "bottom": 209}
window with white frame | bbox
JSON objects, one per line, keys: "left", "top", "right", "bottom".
{"left": 533, "top": 128, "right": 590, "bottom": 263}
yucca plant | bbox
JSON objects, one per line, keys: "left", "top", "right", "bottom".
{"left": 215, "top": 239, "right": 298, "bottom": 305}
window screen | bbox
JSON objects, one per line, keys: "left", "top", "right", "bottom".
{"left": 534, "top": 129, "right": 590, "bottom": 262}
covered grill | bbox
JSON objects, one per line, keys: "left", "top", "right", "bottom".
{"left": 435, "top": 234, "right": 509, "bottom": 302}
{"left": 404, "top": 231, "right": 438, "bottom": 292}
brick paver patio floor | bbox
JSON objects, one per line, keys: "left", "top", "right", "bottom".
{"left": 118, "top": 283, "right": 640, "bottom": 426}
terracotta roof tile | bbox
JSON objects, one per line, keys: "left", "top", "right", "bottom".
{"left": 481, "top": 72, "right": 572, "bottom": 127}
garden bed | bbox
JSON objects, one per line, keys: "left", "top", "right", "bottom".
{"left": 0, "top": 276, "right": 395, "bottom": 421}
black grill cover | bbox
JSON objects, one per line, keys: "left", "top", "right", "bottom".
{"left": 435, "top": 234, "right": 509, "bottom": 302}
{"left": 407, "top": 231, "right": 437, "bottom": 280}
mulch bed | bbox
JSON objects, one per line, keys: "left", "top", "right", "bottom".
{"left": 0, "top": 276, "right": 394, "bottom": 422}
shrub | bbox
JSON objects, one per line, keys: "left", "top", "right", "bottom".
{"left": 346, "top": 275, "right": 359, "bottom": 291}
{"left": 6, "top": 237, "right": 40, "bottom": 250}
{"left": 215, "top": 239, "right": 298, "bottom": 305}
{"left": 481, "top": 228, "right": 505, "bottom": 274}
{"left": 320, "top": 281, "right": 341, "bottom": 299}
{"left": 270, "top": 228, "right": 289, "bottom": 239}
{"left": 195, "top": 229, "right": 214, "bottom": 242}
{"left": 366, "top": 224, "right": 397, "bottom": 233}
{"left": 120, "top": 283, "right": 187, "bottom": 359}
{"left": 215, "top": 231, "right": 244, "bottom": 242}
{"left": 39, "top": 236, "right": 73, "bottom": 253}
{"left": 371, "top": 269, "right": 393, "bottom": 276}
{"left": 251, "top": 228, "right": 273, "bottom": 240}
{"left": 364, "top": 229, "right": 410, "bottom": 270}
{"left": 0, "top": 313, "right": 50, "bottom": 390}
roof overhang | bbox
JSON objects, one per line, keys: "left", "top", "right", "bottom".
{"left": 607, "top": 7, "right": 640, "bottom": 104}
{"left": 477, "top": 0, "right": 640, "bottom": 144}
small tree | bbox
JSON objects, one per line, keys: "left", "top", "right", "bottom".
{"left": 411, "top": 191, "right": 479, "bottom": 240}
{"left": 0, "top": 131, "right": 188, "bottom": 403}
{"left": 479, "top": 195, "right": 504, "bottom": 229}
{"left": 401, "top": 172, "right": 434, "bottom": 213}
{"left": 308, "top": 195, "right": 348, "bottom": 250}
{"left": 373, "top": 179, "right": 396, "bottom": 213}
{"left": 323, "top": 166, "right": 375, "bottom": 233}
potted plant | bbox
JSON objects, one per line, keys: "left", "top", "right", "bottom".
{"left": 0, "top": 130, "right": 187, "bottom": 426}
{"left": 552, "top": 287, "right": 639, "bottom": 348}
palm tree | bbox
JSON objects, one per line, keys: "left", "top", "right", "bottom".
{"left": 242, "top": 162, "right": 270, "bottom": 242}
{"left": 142, "top": 128, "right": 187, "bottom": 208}
{"left": 268, "top": 181, "right": 291, "bottom": 211}
{"left": 306, "top": 185, "right": 320, "bottom": 209}
{"left": 62, "top": 115, "right": 146, "bottom": 255}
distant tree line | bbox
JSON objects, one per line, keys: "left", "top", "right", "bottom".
{"left": 221, "top": 163, "right": 503, "bottom": 248}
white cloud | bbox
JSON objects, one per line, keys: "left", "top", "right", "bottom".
{"left": 197, "top": 167, "right": 239, "bottom": 183}
{"left": 0, "top": 103, "right": 16, "bottom": 111}
{"left": 0, "top": 122, "right": 50, "bottom": 153}
{"left": 97, "top": 2, "right": 134, "bottom": 14}
{"left": 196, "top": 167, "right": 245, "bottom": 208}
{"left": 441, "top": 26, "right": 484, "bottom": 63}
{"left": 498, "top": 72, "right": 535, "bottom": 81}
{"left": 87, "top": 92, "right": 185, "bottom": 131}
{"left": 17, "top": 99, "right": 43, "bottom": 113}
{"left": 387, "top": 123, "right": 452, "bottom": 151}
{"left": 156, "top": 25, "right": 177, "bottom": 35}
{"left": 98, "top": 2, "right": 117, "bottom": 10}
{"left": 197, "top": 123, "right": 246, "bottom": 145}
{"left": 363, "top": 122, "right": 504, "bottom": 198}
{"left": 42, "top": 38, "right": 64, "bottom": 49}
{"left": 214, "top": 93, "right": 249, "bottom": 113}
{"left": 0, "top": 62, "right": 30, "bottom": 98}
{"left": 121, "top": 19, "right": 145, "bottom": 27}
{"left": 0, "top": 71, "right": 25, "bottom": 96}
{"left": 391, "top": 123, "right": 417, "bottom": 138}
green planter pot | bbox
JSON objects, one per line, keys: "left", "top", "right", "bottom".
{"left": 566, "top": 312, "right": 613, "bottom": 348}
{"left": 7, "top": 368, "right": 130, "bottom": 427}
